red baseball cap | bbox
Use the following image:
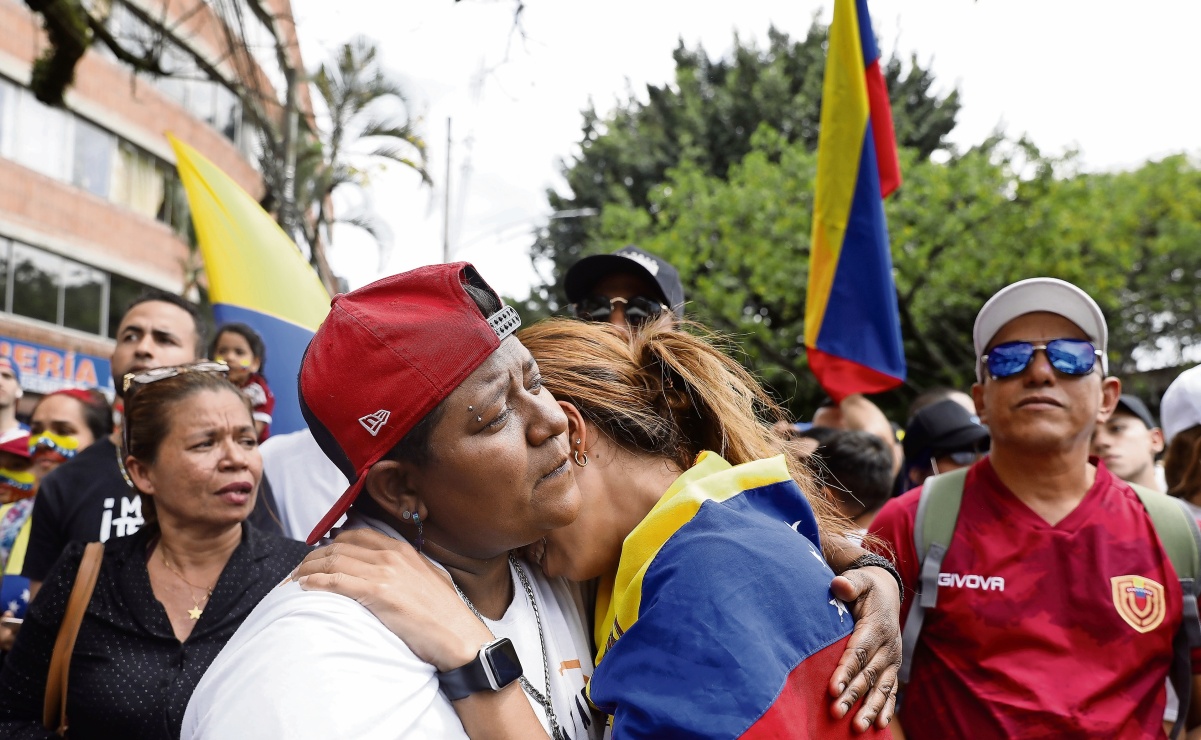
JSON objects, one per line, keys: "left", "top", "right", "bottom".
{"left": 0, "top": 429, "right": 31, "bottom": 459}
{"left": 300, "top": 262, "right": 521, "bottom": 544}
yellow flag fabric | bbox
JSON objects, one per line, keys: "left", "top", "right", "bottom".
{"left": 169, "top": 135, "right": 331, "bottom": 434}
{"left": 168, "top": 135, "right": 329, "bottom": 331}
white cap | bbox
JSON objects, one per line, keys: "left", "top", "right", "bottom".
{"left": 973, "top": 277, "right": 1109, "bottom": 382}
{"left": 1161, "top": 364, "right": 1201, "bottom": 444}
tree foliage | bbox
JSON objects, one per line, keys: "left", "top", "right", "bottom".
{"left": 583, "top": 128, "right": 1201, "bottom": 417}
{"left": 525, "top": 21, "right": 960, "bottom": 317}
{"left": 526, "top": 19, "right": 1201, "bottom": 418}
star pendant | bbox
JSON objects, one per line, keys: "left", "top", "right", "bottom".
{"left": 188, "top": 606, "right": 203, "bottom": 620}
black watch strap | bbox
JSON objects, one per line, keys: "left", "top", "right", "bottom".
{"left": 437, "top": 637, "right": 522, "bottom": 701}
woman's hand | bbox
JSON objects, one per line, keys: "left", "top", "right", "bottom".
{"left": 827, "top": 567, "right": 901, "bottom": 732}
{"left": 294, "top": 528, "right": 493, "bottom": 672}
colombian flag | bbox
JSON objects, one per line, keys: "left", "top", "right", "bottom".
{"left": 590, "top": 453, "right": 891, "bottom": 738}
{"left": 169, "top": 136, "right": 330, "bottom": 435}
{"left": 804, "top": 0, "right": 905, "bottom": 401}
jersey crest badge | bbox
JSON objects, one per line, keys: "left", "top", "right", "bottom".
{"left": 1111, "top": 575, "right": 1166, "bottom": 633}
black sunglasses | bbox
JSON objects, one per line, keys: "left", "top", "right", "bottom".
{"left": 982, "top": 338, "right": 1101, "bottom": 380}
{"left": 571, "top": 295, "right": 668, "bottom": 326}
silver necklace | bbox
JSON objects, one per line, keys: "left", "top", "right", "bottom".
{"left": 452, "top": 554, "right": 564, "bottom": 740}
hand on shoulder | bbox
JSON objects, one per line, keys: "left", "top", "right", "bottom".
{"left": 295, "top": 529, "right": 493, "bottom": 672}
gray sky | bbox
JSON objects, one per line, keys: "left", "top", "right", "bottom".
{"left": 290, "top": 0, "right": 1201, "bottom": 298}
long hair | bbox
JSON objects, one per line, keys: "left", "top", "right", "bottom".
{"left": 518, "top": 318, "right": 849, "bottom": 539}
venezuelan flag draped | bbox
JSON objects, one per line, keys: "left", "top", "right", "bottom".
{"left": 805, "top": 0, "right": 905, "bottom": 401}
{"left": 590, "top": 453, "right": 891, "bottom": 738}
{"left": 169, "top": 136, "right": 330, "bottom": 435}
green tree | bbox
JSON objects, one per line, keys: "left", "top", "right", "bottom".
{"left": 521, "top": 21, "right": 960, "bottom": 317}
{"left": 298, "top": 37, "right": 431, "bottom": 294}
{"left": 588, "top": 130, "right": 1201, "bottom": 417}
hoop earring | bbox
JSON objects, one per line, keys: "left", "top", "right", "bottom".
{"left": 572, "top": 450, "right": 589, "bottom": 467}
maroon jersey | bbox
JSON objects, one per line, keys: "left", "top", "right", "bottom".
{"left": 870, "top": 457, "right": 1196, "bottom": 739}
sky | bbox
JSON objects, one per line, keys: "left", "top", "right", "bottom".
{"left": 288, "top": 0, "right": 1201, "bottom": 300}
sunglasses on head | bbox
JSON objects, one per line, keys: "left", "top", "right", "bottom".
{"left": 571, "top": 295, "right": 669, "bottom": 326}
{"left": 122, "top": 361, "right": 230, "bottom": 394}
{"left": 121, "top": 362, "right": 232, "bottom": 460}
{"left": 982, "top": 338, "right": 1101, "bottom": 380}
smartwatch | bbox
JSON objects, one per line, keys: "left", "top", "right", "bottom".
{"left": 437, "top": 637, "right": 523, "bottom": 701}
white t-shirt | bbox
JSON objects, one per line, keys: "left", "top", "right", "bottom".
{"left": 259, "top": 428, "right": 349, "bottom": 541}
{"left": 182, "top": 515, "right": 601, "bottom": 739}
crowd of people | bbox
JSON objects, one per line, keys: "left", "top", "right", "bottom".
{"left": 0, "top": 244, "right": 1195, "bottom": 739}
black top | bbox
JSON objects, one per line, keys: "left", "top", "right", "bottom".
{"left": 0, "top": 523, "right": 309, "bottom": 739}
{"left": 22, "top": 438, "right": 286, "bottom": 582}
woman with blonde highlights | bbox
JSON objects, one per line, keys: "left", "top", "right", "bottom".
{"left": 294, "top": 311, "right": 901, "bottom": 737}
{"left": 516, "top": 319, "right": 895, "bottom": 736}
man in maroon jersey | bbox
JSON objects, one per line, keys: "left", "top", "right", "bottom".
{"left": 870, "top": 277, "right": 1201, "bottom": 739}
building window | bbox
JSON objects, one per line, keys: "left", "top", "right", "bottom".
{"left": 11, "top": 88, "right": 72, "bottom": 181}
{"left": 107, "top": 272, "right": 154, "bottom": 338}
{"left": 0, "top": 79, "right": 13, "bottom": 158}
{"left": 72, "top": 118, "right": 114, "bottom": 198}
{"left": 1, "top": 237, "right": 159, "bottom": 339}
{"left": 11, "top": 242, "right": 62, "bottom": 325}
{"left": 0, "top": 239, "right": 9, "bottom": 312}
{"left": 0, "top": 76, "right": 197, "bottom": 233}
{"left": 111, "top": 142, "right": 166, "bottom": 220}
{"left": 62, "top": 260, "right": 106, "bottom": 335}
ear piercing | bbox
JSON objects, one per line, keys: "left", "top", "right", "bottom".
{"left": 402, "top": 510, "right": 424, "bottom": 551}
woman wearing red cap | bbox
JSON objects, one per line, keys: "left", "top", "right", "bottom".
{"left": 182, "top": 264, "right": 899, "bottom": 739}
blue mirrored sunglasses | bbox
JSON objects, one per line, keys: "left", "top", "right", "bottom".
{"left": 982, "top": 338, "right": 1101, "bottom": 380}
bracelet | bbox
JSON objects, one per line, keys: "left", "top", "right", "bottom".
{"left": 843, "top": 553, "right": 904, "bottom": 604}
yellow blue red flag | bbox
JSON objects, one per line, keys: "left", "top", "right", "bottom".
{"left": 590, "top": 453, "right": 890, "bottom": 737}
{"left": 169, "top": 136, "right": 330, "bottom": 435}
{"left": 805, "top": 0, "right": 905, "bottom": 401}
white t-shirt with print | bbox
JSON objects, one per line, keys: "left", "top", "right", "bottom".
{"left": 181, "top": 515, "right": 601, "bottom": 739}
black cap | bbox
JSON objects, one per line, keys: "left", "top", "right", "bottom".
{"left": 1114, "top": 394, "right": 1157, "bottom": 430}
{"left": 903, "top": 399, "right": 990, "bottom": 461}
{"left": 564, "top": 246, "right": 685, "bottom": 319}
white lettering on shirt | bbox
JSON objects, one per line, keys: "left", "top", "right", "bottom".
{"left": 937, "top": 572, "right": 1006, "bottom": 592}
{"left": 99, "top": 495, "right": 144, "bottom": 542}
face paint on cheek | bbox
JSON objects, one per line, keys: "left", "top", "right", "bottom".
{"left": 0, "top": 468, "right": 35, "bottom": 503}
{"left": 29, "top": 432, "right": 81, "bottom": 463}
{"left": 214, "top": 355, "right": 254, "bottom": 369}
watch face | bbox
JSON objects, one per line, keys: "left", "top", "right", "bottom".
{"left": 484, "top": 638, "right": 523, "bottom": 689}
